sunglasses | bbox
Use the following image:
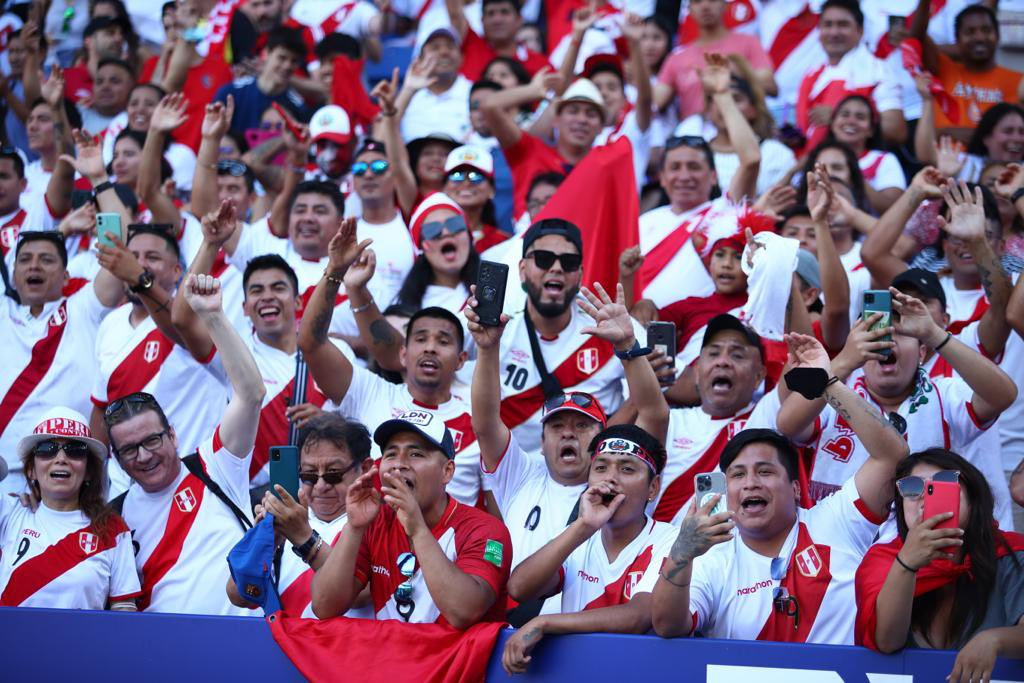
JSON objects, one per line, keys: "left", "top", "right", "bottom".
{"left": 665, "top": 135, "right": 711, "bottom": 152}
{"left": 104, "top": 392, "right": 159, "bottom": 420}
{"left": 394, "top": 552, "right": 417, "bottom": 621}
{"left": 544, "top": 391, "right": 600, "bottom": 416}
{"left": 34, "top": 440, "right": 90, "bottom": 460}
{"left": 352, "top": 160, "right": 390, "bottom": 177}
{"left": 526, "top": 249, "right": 582, "bottom": 273}
{"left": 298, "top": 461, "right": 361, "bottom": 487}
{"left": 770, "top": 556, "right": 800, "bottom": 630}
{"left": 421, "top": 215, "right": 467, "bottom": 241}
{"left": 216, "top": 160, "right": 249, "bottom": 177}
{"left": 896, "top": 470, "right": 960, "bottom": 500}
{"left": 447, "top": 169, "right": 486, "bottom": 185}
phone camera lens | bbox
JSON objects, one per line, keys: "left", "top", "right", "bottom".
{"left": 481, "top": 285, "right": 496, "bottom": 301}
{"left": 865, "top": 293, "right": 875, "bottom": 303}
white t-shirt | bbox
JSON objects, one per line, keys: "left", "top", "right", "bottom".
{"left": 0, "top": 499, "right": 140, "bottom": 608}
{"left": 637, "top": 201, "right": 719, "bottom": 308}
{"left": 690, "top": 477, "right": 881, "bottom": 644}
{"left": 121, "top": 429, "right": 256, "bottom": 616}
{"left": 859, "top": 149, "right": 907, "bottom": 191}
{"left": 289, "top": 0, "right": 380, "bottom": 42}
{"left": 712, "top": 138, "right": 796, "bottom": 198}
{"left": 400, "top": 76, "right": 473, "bottom": 143}
{"left": 798, "top": 43, "right": 903, "bottom": 115}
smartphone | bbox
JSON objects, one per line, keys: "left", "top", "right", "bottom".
{"left": 96, "top": 212, "right": 122, "bottom": 249}
{"left": 923, "top": 479, "right": 961, "bottom": 553}
{"left": 269, "top": 446, "right": 300, "bottom": 501}
{"left": 647, "top": 321, "right": 676, "bottom": 358}
{"left": 475, "top": 260, "right": 509, "bottom": 327}
{"left": 862, "top": 290, "right": 893, "bottom": 358}
{"left": 695, "top": 471, "right": 727, "bottom": 516}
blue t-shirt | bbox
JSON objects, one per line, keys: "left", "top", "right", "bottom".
{"left": 213, "top": 77, "right": 309, "bottom": 134}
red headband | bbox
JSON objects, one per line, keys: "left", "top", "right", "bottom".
{"left": 593, "top": 438, "right": 657, "bottom": 474}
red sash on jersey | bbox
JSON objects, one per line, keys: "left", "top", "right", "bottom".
{"left": 796, "top": 67, "right": 877, "bottom": 152}
{"left": 499, "top": 335, "right": 613, "bottom": 429}
{"left": 251, "top": 372, "right": 328, "bottom": 479}
{"left": 583, "top": 544, "right": 656, "bottom": 610}
{"left": 0, "top": 301, "right": 69, "bottom": 439}
{"left": 635, "top": 205, "right": 712, "bottom": 297}
{"left": 947, "top": 295, "right": 989, "bottom": 335}
{"left": 137, "top": 471, "right": 208, "bottom": 611}
{"left": 104, "top": 328, "right": 175, "bottom": 405}
{"left": 859, "top": 152, "right": 885, "bottom": 181}
{"left": 279, "top": 528, "right": 344, "bottom": 616}
{"left": 653, "top": 411, "right": 750, "bottom": 521}
{"left": 874, "top": 1, "right": 947, "bottom": 59}
{"left": 0, "top": 208, "right": 26, "bottom": 255}
{"left": 768, "top": 4, "right": 818, "bottom": 68}
{"left": 0, "top": 517, "right": 127, "bottom": 606}
{"left": 756, "top": 522, "right": 832, "bottom": 643}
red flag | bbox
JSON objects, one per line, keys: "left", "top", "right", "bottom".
{"left": 900, "top": 38, "right": 959, "bottom": 125}
{"left": 268, "top": 613, "right": 503, "bottom": 683}
{"left": 330, "top": 56, "right": 381, "bottom": 132}
{"left": 534, "top": 137, "right": 639, "bottom": 297}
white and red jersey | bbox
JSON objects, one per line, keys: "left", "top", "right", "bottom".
{"left": 558, "top": 516, "right": 676, "bottom": 612}
{"left": 861, "top": 0, "right": 974, "bottom": 59}
{"left": 0, "top": 498, "right": 140, "bottom": 609}
{"left": 677, "top": 0, "right": 761, "bottom": 44}
{"left": 858, "top": 149, "right": 907, "bottom": 191}
{"left": 121, "top": 428, "right": 255, "bottom": 616}
{"left": 288, "top": 0, "right": 380, "bottom": 44}
{"left": 939, "top": 275, "right": 989, "bottom": 333}
{"left": 278, "top": 509, "right": 374, "bottom": 619}
{"left": 652, "top": 392, "right": 780, "bottom": 525}
{"left": 0, "top": 287, "right": 113, "bottom": 490}
{"left": 690, "top": 477, "right": 882, "bottom": 644}
{"left": 91, "top": 304, "right": 227, "bottom": 456}
{"left": 177, "top": 212, "right": 248, "bottom": 335}
{"left": 0, "top": 194, "right": 63, "bottom": 276}
{"left": 484, "top": 304, "right": 639, "bottom": 454}
{"left": 354, "top": 496, "right": 511, "bottom": 624}
{"left": 839, "top": 242, "right": 872, "bottom": 328}
{"left": 328, "top": 365, "right": 481, "bottom": 505}
{"left": 636, "top": 201, "right": 717, "bottom": 309}
{"left": 760, "top": 0, "right": 826, "bottom": 112}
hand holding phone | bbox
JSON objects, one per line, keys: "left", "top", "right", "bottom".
{"left": 475, "top": 260, "right": 509, "bottom": 327}
{"left": 862, "top": 290, "right": 893, "bottom": 358}
{"left": 922, "top": 479, "right": 961, "bottom": 554}
{"left": 96, "top": 212, "right": 122, "bottom": 249}
{"left": 269, "top": 446, "right": 300, "bottom": 501}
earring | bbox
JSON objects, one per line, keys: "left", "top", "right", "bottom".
{"left": 83, "top": 480, "right": 91, "bottom": 487}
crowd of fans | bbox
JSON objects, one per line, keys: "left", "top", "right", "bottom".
{"left": 0, "top": 0, "right": 1023, "bottom": 678}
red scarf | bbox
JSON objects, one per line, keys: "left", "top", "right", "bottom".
{"left": 854, "top": 530, "right": 1024, "bottom": 650}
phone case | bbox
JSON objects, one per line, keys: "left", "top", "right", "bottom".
{"left": 862, "top": 290, "right": 893, "bottom": 357}
{"left": 269, "top": 446, "right": 300, "bottom": 501}
{"left": 475, "top": 260, "right": 509, "bottom": 327}
{"left": 923, "top": 480, "right": 961, "bottom": 552}
{"left": 647, "top": 321, "right": 677, "bottom": 358}
{"left": 96, "top": 213, "right": 121, "bottom": 249}
{"left": 695, "top": 472, "right": 727, "bottom": 516}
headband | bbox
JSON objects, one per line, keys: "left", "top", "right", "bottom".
{"left": 593, "top": 438, "right": 657, "bottom": 474}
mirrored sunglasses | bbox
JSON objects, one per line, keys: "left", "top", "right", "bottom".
{"left": 421, "top": 215, "right": 467, "bottom": 241}
{"left": 896, "top": 470, "right": 960, "bottom": 500}
{"left": 447, "top": 169, "right": 486, "bottom": 185}
{"left": 352, "top": 160, "right": 390, "bottom": 177}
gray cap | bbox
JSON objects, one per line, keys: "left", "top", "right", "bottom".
{"left": 795, "top": 249, "right": 821, "bottom": 291}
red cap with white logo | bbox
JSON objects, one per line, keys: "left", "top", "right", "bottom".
{"left": 17, "top": 406, "right": 108, "bottom": 464}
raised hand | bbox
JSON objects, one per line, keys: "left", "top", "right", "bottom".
{"left": 935, "top": 135, "right": 965, "bottom": 179}
{"left": 183, "top": 273, "right": 223, "bottom": 314}
{"left": 937, "top": 181, "right": 986, "bottom": 243}
{"left": 466, "top": 283, "right": 510, "bottom": 350}
{"left": 994, "top": 162, "right": 1024, "bottom": 200}
{"left": 784, "top": 332, "right": 831, "bottom": 371}
{"left": 342, "top": 242, "right": 376, "bottom": 291}
{"left": 150, "top": 93, "right": 190, "bottom": 133}
{"left": 833, "top": 314, "right": 896, "bottom": 374}
{"left": 571, "top": 1, "right": 597, "bottom": 38}
{"left": 97, "top": 236, "right": 145, "bottom": 284}
{"left": 620, "top": 12, "right": 644, "bottom": 43}
{"left": 403, "top": 54, "right": 439, "bottom": 91}
{"left": 381, "top": 470, "right": 427, "bottom": 536}
{"left": 743, "top": 226, "right": 765, "bottom": 268}
{"left": 577, "top": 481, "right": 626, "bottom": 532}
{"left": 530, "top": 65, "right": 561, "bottom": 99}
{"left": 371, "top": 67, "right": 399, "bottom": 115}
{"left": 662, "top": 495, "right": 734, "bottom": 583}
{"left": 327, "top": 216, "right": 371, "bottom": 276}
{"left": 891, "top": 287, "right": 944, "bottom": 344}
{"left": 283, "top": 122, "right": 311, "bottom": 166}
{"left": 40, "top": 65, "right": 64, "bottom": 107}
{"left": 201, "top": 95, "right": 234, "bottom": 140}
{"left": 578, "top": 282, "right": 636, "bottom": 351}
{"left": 699, "top": 52, "right": 731, "bottom": 95}
{"left": 618, "top": 245, "right": 644, "bottom": 279}
{"left": 751, "top": 183, "right": 798, "bottom": 219}
{"left": 910, "top": 166, "right": 944, "bottom": 199}
{"left": 344, "top": 469, "right": 381, "bottom": 531}
{"left": 807, "top": 167, "right": 834, "bottom": 224}
{"left": 200, "top": 200, "right": 238, "bottom": 247}
{"left": 58, "top": 202, "right": 97, "bottom": 236}
{"left": 60, "top": 130, "right": 107, "bottom": 183}
{"left": 898, "top": 511, "right": 963, "bottom": 570}
{"left": 913, "top": 71, "right": 933, "bottom": 100}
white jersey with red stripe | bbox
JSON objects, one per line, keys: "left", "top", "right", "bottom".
{"left": 760, "top": 0, "right": 826, "bottom": 113}
{"left": 121, "top": 429, "right": 255, "bottom": 615}
{"left": 861, "top": 0, "right": 973, "bottom": 53}
{"left": 327, "top": 365, "right": 482, "bottom": 505}
{"left": 858, "top": 149, "right": 907, "bottom": 191}
{"left": 288, "top": 0, "right": 379, "bottom": 41}
{"left": 0, "top": 498, "right": 140, "bottom": 609}
{"left": 652, "top": 391, "right": 781, "bottom": 525}
{"left": 0, "top": 287, "right": 113, "bottom": 492}
{"left": 799, "top": 44, "right": 904, "bottom": 113}
{"left": 839, "top": 242, "right": 872, "bottom": 327}
{"left": 637, "top": 202, "right": 717, "bottom": 308}
{"left": 91, "top": 304, "right": 227, "bottom": 456}
{"left": 1, "top": 194, "right": 62, "bottom": 277}
{"left": 939, "top": 275, "right": 987, "bottom": 330}
{"left": 690, "top": 477, "right": 881, "bottom": 644}
{"left": 559, "top": 516, "right": 676, "bottom": 612}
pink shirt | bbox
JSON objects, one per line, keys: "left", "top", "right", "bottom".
{"left": 657, "top": 33, "right": 771, "bottom": 118}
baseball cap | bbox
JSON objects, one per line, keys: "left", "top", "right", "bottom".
{"left": 582, "top": 53, "right": 625, "bottom": 82}
{"left": 702, "top": 314, "right": 764, "bottom": 362}
{"left": 407, "top": 133, "right": 460, "bottom": 166}
{"left": 891, "top": 268, "right": 946, "bottom": 309}
{"left": 227, "top": 514, "right": 282, "bottom": 615}
{"left": 17, "top": 407, "right": 107, "bottom": 465}
{"left": 541, "top": 392, "right": 607, "bottom": 427}
{"left": 374, "top": 410, "right": 456, "bottom": 460}
{"left": 84, "top": 15, "right": 129, "bottom": 38}
{"left": 444, "top": 145, "right": 494, "bottom": 178}
{"left": 795, "top": 249, "right": 821, "bottom": 290}
{"left": 355, "top": 138, "right": 386, "bottom": 159}
{"left": 522, "top": 218, "right": 583, "bottom": 256}
{"left": 310, "top": 105, "right": 352, "bottom": 145}
{"left": 555, "top": 78, "right": 607, "bottom": 120}
{"left": 423, "top": 25, "right": 461, "bottom": 48}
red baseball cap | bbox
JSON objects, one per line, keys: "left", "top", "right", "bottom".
{"left": 541, "top": 392, "right": 607, "bottom": 427}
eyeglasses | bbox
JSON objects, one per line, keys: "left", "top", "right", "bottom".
{"left": 896, "top": 470, "right": 960, "bottom": 500}
{"left": 298, "top": 461, "right": 361, "bottom": 487}
{"left": 543, "top": 391, "right": 602, "bottom": 417}
{"left": 352, "top": 160, "right": 390, "bottom": 177}
{"left": 526, "top": 249, "right": 582, "bottom": 273}
{"left": 770, "top": 556, "right": 800, "bottom": 631}
{"left": 216, "top": 160, "right": 249, "bottom": 177}
{"left": 421, "top": 215, "right": 467, "bottom": 241}
{"left": 447, "top": 169, "right": 487, "bottom": 185}
{"left": 114, "top": 430, "right": 169, "bottom": 462}
{"left": 33, "top": 440, "right": 90, "bottom": 460}
{"left": 104, "top": 392, "right": 160, "bottom": 422}
{"left": 394, "top": 552, "right": 417, "bottom": 621}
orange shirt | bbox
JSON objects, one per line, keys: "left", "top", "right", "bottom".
{"left": 935, "top": 51, "right": 1023, "bottom": 129}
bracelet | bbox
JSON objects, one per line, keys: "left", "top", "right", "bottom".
{"left": 351, "top": 298, "right": 375, "bottom": 314}
{"left": 895, "top": 554, "right": 918, "bottom": 574}
{"left": 304, "top": 537, "right": 324, "bottom": 565}
{"left": 660, "top": 568, "right": 689, "bottom": 588}
{"left": 825, "top": 376, "right": 840, "bottom": 388}
{"left": 92, "top": 180, "right": 115, "bottom": 195}
{"left": 380, "top": 108, "right": 397, "bottom": 117}
{"left": 324, "top": 270, "right": 344, "bottom": 286}
{"left": 933, "top": 331, "right": 953, "bottom": 352}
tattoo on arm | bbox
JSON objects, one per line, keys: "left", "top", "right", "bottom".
{"left": 369, "top": 318, "right": 400, "bottom": 350}
{"left": 310, "top": 293, "right": 333, "bottom": 344}
{"left": 521, "top": 628, "right": 541, "bottom": 645}
{"left": 977, "top": 263, "right": 995, "bottom": 301}
{"left": 826, "top": 389, "right": 896, "bottom": 433}
{"left": 665, "top": 518, "right": 703, "bottom": 581}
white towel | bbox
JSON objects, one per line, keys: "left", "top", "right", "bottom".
{"left": 741, "top": 232, "right": 800, "bottom": 341}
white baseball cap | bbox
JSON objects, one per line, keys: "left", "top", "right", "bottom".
{"left": 444, "top": 145, "right": 494, "bottom": 178}
{"left": 17, "top": 406, "right": 108, "bottom": 465}
{"left": 310, "top": 105, "right": 352, "bottom": 145}
{"left": 374, "top": 409, "right": 456, "bottom": 460}
{"left": 555, "top": 78, "right": 607, "bottom": 119}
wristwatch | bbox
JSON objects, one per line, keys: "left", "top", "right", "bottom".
{"left": 1011, "top": 187, "right": 1024, "bottom": 205}
{"left": 292, "top": 530, "right": 321, "bottom": 559}
{"left": 613, "top": 340, "right": 653, "bottom": 360}
{"left": 92, "top": 180, "right": 115, "bottom": 197}
{"left": 129, "top": 269, "right": 155, "bottom": 293}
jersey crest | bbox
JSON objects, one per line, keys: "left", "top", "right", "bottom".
{"left": 623, "top": 570, "right": 644, "bottom": 600}
{"left": 449, "top": 428, "right": 463, "bottom": 451}
{"left": 143, "top": 340, "right": 162, "bottom": 363}
{"left": 174, "top": 487, "right": 197, "bottom": 513}
{"left": 78, "top": 531, "right": 99, "bottom": 555}
{"left": 795, "top": 545, "right": 823, "bottom": 578}
{"left": 576, "top": 348, "right": 599, "bottom": 375}
{"left": 0, "top": 224, "right": 18, "bottom": 249}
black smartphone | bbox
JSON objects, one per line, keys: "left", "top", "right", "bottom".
{"left": 647, "top": 321, "right": 676, "bottom": 358}
{"left": 475, "top": 260, "right": 508, "bottom": 327}
{"left": 269, "top": 445, "right": 300, "bottom": 500}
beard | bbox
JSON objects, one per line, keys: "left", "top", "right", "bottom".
{"left": 524, "top": 279, "right": 579, "bottom": 318}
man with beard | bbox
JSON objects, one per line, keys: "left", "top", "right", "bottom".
{"left": 79, "top": 58, "right": 134, "bottom": 135}
{"left": 62, "top": 16, "right": 128, "bottom": 105}
{"left": 401, "top": 28, "right": 472, "bottom": 143}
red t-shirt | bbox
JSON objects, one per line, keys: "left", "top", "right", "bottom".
{"left": 473, "top": 224, "right": 509, "bottom": 252}
{"left": 63, "top": 64, "right": 93, "bottom": 104}
{"left": 460, "top": 29, "right": 552, "bottom": 82}
{"left": 353, "top": 496, "right": 511, "bottom": 625}
{"left": 173, "top": 59, "right": 234, "bottom": 152}
{"left": 503, "top": 132, "right": 573, "bottom": 218}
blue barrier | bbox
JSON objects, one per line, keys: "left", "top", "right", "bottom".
{"left": 3, "top": 607, "right": 1024, "bottom": 681}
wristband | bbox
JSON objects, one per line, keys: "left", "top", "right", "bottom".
{"left": 291, "top": 530, "right": 322, "bottom": 560}
{"left": 933, "top": 331, "right": 953, "bottom": 352}
{"left": 324, "top": 270, "right": 344, "bottom": 286}
{"left": 660, "top": 569, "right": 689, "bottom": 588}
{"left": 895, "top": 554, "right": 918, "bottom": 574}
{"left": 92, "top": 180, "right": 115, "bottom": 196}
{"left": 304, "top": 537, "right": 324, "bottom": 565}
{"left": 1011, "top": 187, "right": 1024, "bottom": 205}
{"left": 614, "top": 340, "right": 652, "bottom": 360}
{"left": 351, "top": 298, "right": 375, "bottom": 314}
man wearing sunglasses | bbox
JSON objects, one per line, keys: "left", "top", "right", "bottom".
{"left": 653, "top": 333, "right": 911, "bottom": 644}
{"left": 312, "top": 410, "right": 511, "bottom": 627}
{"left": 106, "top": 273, "right": 266, "bottom": 615}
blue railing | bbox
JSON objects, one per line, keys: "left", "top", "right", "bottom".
{"left": 2, "top": 607, "right": 1024, "bottom": 681}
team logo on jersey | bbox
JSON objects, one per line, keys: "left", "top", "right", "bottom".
{"left": 623, "top": 570, "right": 644, "bottom": 600}
{"left": 510, "top": 349, "right": 530, "bottom": 364}
{"left": 143, "top": 340, "right": 162, "bottom": 363}
{"left": 79, "top": 531, "right": 99, "bottom": 555}
{"left": 795, "top": 545, "right": 823, "bottom": 578}
{"left": 0, "top": 224, "right": 18, "bottom": 249}
{"left": 577, "top": 348, "right": 599, "bottom": 375}
{"left": 448, "top": 428, "right": 463, "bottom": 451}
{"left": 402, "top": 410, "right": 433, "bottom": 427}
{"left": 49, "top": 307, "right": 66, "bottom": 327}
{"left": 726, "top": 419, "right": 747, "bottom": 440}
{"left": 174, "top": 487, "right": 197, "bottom": 513}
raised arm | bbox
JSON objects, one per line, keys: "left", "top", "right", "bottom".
{"left": 182, "top": 273, "right": 266, "bottom": 457}
{"left": 466, "top": 286, "right": 512, "bottom": 472}
{"left": 312, "top": 469, "right": 376, "bottom": 618}
{"left": 808, "top": 170, "right": 851, "bottom": 349}
{"left": 192, "top": 96, "right": 236, "bottom": 224}
{"left": 268, "top": 122, "right": 311, "bottom": 238}
{"left": 444, "top": 0, "right": 469, "bottom": 40}
{"left": 138, "top": 93, "right": 187, "bottom": 228}
{"left": 703, "top": 54, "right": 760, "bottom": 201}
{"left": 862, "top": 167, "right": 943, "bottom": 286}
{"left": 343, "top": 245, "right": 404, "bottom": 371}
{"left": 621, "top": 14, "right": 652, "bottom": 132}
{"left": 914, "top": 73, "right": 939, "bottom": 165}
{"left": 909, "top": 0, "right": 941, "bottom": 75}
{"left": 482, "top": 77, "right": 548, "bottom": 150}
{"left": 371, "top": 68, "right": 419, "bottom": 218}
{"left": 556, "top": 5, "right": 596, "bottom": 90}
{"left": 42, "top": 69, "right": 76, "bottom": 219}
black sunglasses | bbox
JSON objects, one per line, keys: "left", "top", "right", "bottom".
{"left": 104, "top": 392, "right": 159, "bottom": 420}
{"left": 665, "top": 135, "right": 711, "bottom": 152}
{"left": 299, "top": 461, "right": 361, "bottom": 487}
{"left": 216, "top": 160, "right": 249, "bottom": 176}
{"left": 544, "top": 392, "right": 597, "bottom": 415}
{"left": 526, "top": 249, "right": 582, "bottom": 273}
{"left": 896, "top": 470, "right": 960, "bottom": 500}
{"left": 33, "top": 440, "right": 90, "bottom": 460}
{"left": 421, "top": 215, "right": 467, "bottom": 241}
